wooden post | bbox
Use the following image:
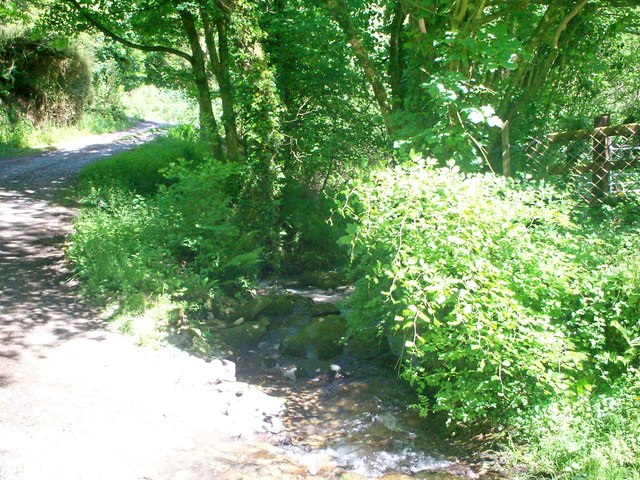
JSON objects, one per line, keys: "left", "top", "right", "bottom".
{"left": 501, "top": 120, "right": 511, "bottom": 177}
{"left": 591, "top": 114, "right": 611, "bottom": 203}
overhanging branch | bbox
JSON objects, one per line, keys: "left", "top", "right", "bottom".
{"left": 65, "top": 0, "right": 193, "bottom": 63}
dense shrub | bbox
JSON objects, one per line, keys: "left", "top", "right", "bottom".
{"left": 67, "top": 138, "right": 258, "bottom": 305}
{"left": 0, "top": 35, "right": 92, "bottom": 125}
{"left": 339, "top": 160, "right": 640, "bottom": 425}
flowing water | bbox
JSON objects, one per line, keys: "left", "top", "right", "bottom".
{"left": 227, "top": 281, "right": 498, "bottom": 480}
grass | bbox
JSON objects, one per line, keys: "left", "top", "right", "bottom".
{"left": 66, "top": 130, "right": 247, "bottom": 305}
{"left": 0, "top": 110, "right": 136, "bottom": 159}
{"left": 506, "top": 368, "right": 640, "bottom": 479}
{"left": 75, "top": 133, "right": 207, "bottom": 196}
{"left": 66, "top": 131, "right": 249, "bottom": 357}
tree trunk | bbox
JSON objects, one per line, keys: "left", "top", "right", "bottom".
{"left": 388, "top": 0, "right": 406, "bottom": 113}
{"left": 323, "top": 0, "right": 393, "bottom": 134}
{"left": 178, "top": 7, "right": 225, "bottom": 161}
{"left": 201, "top": 5, "right": 242, "bottom": 162}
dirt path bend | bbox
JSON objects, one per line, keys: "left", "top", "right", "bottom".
{"left": 0, "top": 124, "right": 292, "bottom": 480}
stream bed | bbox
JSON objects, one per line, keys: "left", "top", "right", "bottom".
{"left": 216, "top": 279, "right": 499, "bottom": 480}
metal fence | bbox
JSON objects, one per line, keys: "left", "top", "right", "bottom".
{"left": 507, "top": 117, "right": 640, "bottom": 205}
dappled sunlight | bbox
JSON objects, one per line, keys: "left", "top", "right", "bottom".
{"left": 0, "top": 125, "right": 314, "bottom": 480}
{"left": 0, "top": 121, "right": 166, "bottom": 199}
{"left": 0, "top": 186, "right": 104, "bottom": 367}
{"left": 0, "top": 123, "right": 167, "bottom": 365}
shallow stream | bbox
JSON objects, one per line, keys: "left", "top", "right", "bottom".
{"left": 226, "top": 281, "right": 498, "bottom": 480}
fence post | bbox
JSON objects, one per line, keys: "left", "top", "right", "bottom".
{"left": 591, "top": 114, "right": 611, "bottom": 202}
{"left": 501, "top": 120, "right": 511, "bottom": 177}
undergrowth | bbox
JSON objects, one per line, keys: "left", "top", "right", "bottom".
{"left": 338, "top": 158, "right": 640, "bottom": 478}
{"left": 75, "top": 129, "right": 206, "bottom": 196}
{"left": 508, "top": 368, "right": 640, "bottom": 480}
{"left": 66, "top": 130, "right": 259, "bottom": 315}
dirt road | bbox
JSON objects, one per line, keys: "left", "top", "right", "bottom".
{"left": 0, "top": 124, "right": 293, "bottom": 480}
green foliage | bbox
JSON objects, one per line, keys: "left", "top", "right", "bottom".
{"left": 509, "top": 369, "right": 640, "bottom": 480}
{"left": 67, "top": 138, "right": 259, "bottom": 307}
{"left": 339, "top": 160, "right": 640, "bottom": 426}
{"left": 262, "top": 0, "right": 386, "bottom": 180}
{"left": 0, "top": 33, "right": 92, "bottom": 125}
{"left": 122, "top": 85, "right": 198, "bottom": 125}
{"left": 279, "top": 179, "right": 347, "bottom": 272}
{"left": 67, "top": 190, "right": 168, "bottom": 299}
{"left": 75, "top": 133, "right": 207, "bottom": 196}
{"left": 0, "top": 107, "right": 134, "bottom": 157}
{"left": 0, "top": 30, "right": 141, "bottom": 156}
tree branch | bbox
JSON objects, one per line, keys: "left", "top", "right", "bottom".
{"left": 552, "top": 0, "right": 589, "bottom": 48}
{"left": 64, "top": 0, "right": 193, "bottom": 62}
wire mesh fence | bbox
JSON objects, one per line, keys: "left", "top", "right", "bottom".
{"left": 509, "top": 118, "right": 640, "bottom": 205}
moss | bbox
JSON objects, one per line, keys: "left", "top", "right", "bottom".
{"left": 280, "top": 315, "right": 346, "bottom": 360}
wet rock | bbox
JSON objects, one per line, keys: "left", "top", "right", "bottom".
{"left": 277, "top": 364, "right": 298, "bottom": 382}
{"left": 340, "top": 474, "right": 367, "bottom": 480}
{"left": 346, "top": 334, "right": 390, "bottom": 359}
{"left": 294, "top": 360, "right": 342, "bottom": 380}
{"left": 290, "top": 449, "right": 338, "bottom": 477}
{"left": 166, "top": 328, "right": 221, "bottom": 359}
{"left": 262, "top": 294, "right": 296, "bottom": 317}
{"left": 310, "top": 301, "right": 341, "bottom": 317}
{"left": 219, "top": 317, "right": 270, "bottom": 349}
{"left": 270, "top": 433, "right": 292, "bottom": 446}
{"left": 292, "top": 295, "right": 314, "bottom": 315}
{"left": 295, "top": 359, "right": 328, "bottom": 379}
{"left": 209, "top": 296, "right": 243, "bottom": 323}
{"left": 280, "top": 315, "right": 346, "bottom": 360}
{"left": 243, "top": 293, "right": 296, "bottom": 320}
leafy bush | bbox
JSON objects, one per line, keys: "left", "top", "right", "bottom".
{"left": 67, "top": 140, "right": 259, "bottom": 307}
{"left": 0, "top": 34, "right": 92, "bottom": 125}
{"left": 338, "top": 159, "right": 640, "bottom": 425}
{"left": 67, "top": 190, "right": 168, "bottom": 299}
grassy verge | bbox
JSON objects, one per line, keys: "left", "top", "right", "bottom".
{"left": 0, "top": 110, "right": 136, "bottom": 159}
{"left": 65, "top": 130, "right": 259, "bottom": 348}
